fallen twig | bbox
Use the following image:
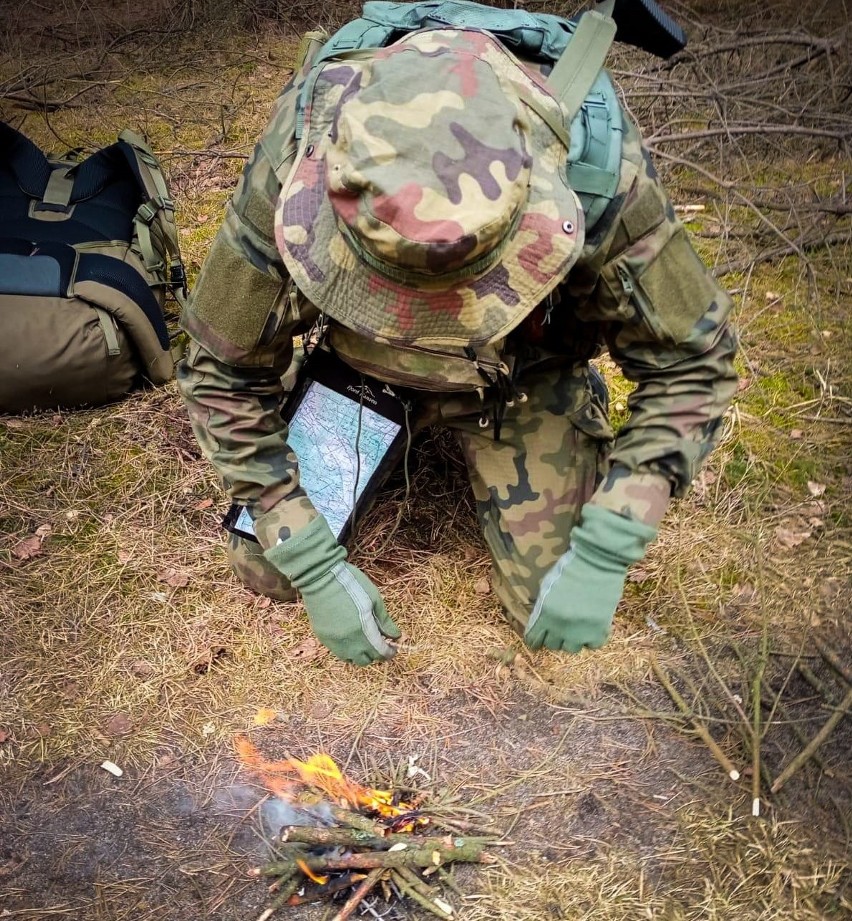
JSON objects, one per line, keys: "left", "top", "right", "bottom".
{"left": 771, "top": 686, "right": 852, "bottom": 794}
{"left": 813, "top": 637, "right": 852, "bottom": 687}
{"left": 650, "top": 653, "right": 741, "bottom": 782}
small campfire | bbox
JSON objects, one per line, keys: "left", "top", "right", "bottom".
{"left": 237, "top": 735, "right": 499, "bottom": 920}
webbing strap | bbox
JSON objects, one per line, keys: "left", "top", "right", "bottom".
{"left": 118, "top": 129, "right": 187, "bottom": 306}
{"left": 514, "top": 85, "right": 571, "bottom": 152}
{"left": 41, "top": 167, "right": 75, "bottom": 208}
{"left": 547, "top": 10, "right": 616, "bottom": 123}
{"left": 93, "top": 306, "right": 122, "bottom": 356}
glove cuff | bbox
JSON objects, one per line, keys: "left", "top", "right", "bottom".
{"left": 263, "top": 515, "right": 346, "bottom": 588}
{"left": 572, "top": 504, "right": 657, "bottom": 569}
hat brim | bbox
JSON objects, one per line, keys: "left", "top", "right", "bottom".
{"left": 276, "top": 34, "right": 585, "bottom": 350}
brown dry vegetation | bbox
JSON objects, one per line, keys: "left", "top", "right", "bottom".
{"left": 1, "top": 1, "right": 850, "bottom": 919}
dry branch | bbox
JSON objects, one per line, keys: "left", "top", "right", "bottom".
{"left": 813, "top": 638, "right": 852, "bottom": 687}
{"left": 650, "top": 653, "right": 741, "bottom": 782}
{"left": 256, "top": 837, "right": 491, "bottom": 875}
{"left": 771, "top": 686, "right": 852, "bottom": 793}
{"left": 330, "top": 868, "right": 385, "bottom": 921}
{"left": 281, "top": 825, "right": 493, "bottom": 851}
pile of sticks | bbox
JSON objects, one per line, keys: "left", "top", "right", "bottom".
{"left": 249, "top": 803, "right": 497, "bottom": 920}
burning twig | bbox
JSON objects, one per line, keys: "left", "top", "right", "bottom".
{"left": 238, "top": 735, "right": 498, "bottom": 919}
{"left": 284, "top": 873, "right": 366, "bottom": 906}
{"left": 254, "top": 836, "right": 491, "bottom": 874}
{"left": 281, "top": 825, "right": 493, "bottom": 851}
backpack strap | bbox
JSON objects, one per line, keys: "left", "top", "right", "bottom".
{"left": 40, "top": 166, "right": 76, "bottom": 210}
{"left": 0, "top": 122, "right": 53, "bottom": 197}
{"left": 116, "top": 129, "right": 187, "bottom": 308}
{"left": 547, "top": 9, "right": 616, "bottom": 123}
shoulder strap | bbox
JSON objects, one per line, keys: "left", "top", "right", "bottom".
{"left": 547, "top": 10, "right": 616, "bottom": 123}
{"left": 116, "top": 129, "right": 187, "bottom": 307}
{"left": 0, "top": 121, "right": 53, "bottom": 197}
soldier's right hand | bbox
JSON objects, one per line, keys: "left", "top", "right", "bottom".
{"left": 264, "top": 516, "right": 400, "bottom": 665}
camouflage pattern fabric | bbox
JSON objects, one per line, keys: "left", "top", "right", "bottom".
{"left": 434, "top": 363, "right": 612, "bottom": 632}
{"left": 220, "top": 361, "right": 611, "bottom": 630}
{"left": 277, "top": 29, "right": 584, "bottom": 351}
{"left": 177, "top": 27, "right": 738, "bottom": 614}
{"left": 227, "top": 531, "right": 297, "bottom": 602}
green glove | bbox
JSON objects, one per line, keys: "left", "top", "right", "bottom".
{"left": 524, "top": 505, "right": 657, "bottom": 653}
{"left": 265, "top": 516, "right": 400, "bottom": 666}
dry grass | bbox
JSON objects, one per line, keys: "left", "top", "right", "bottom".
{"left": 1, "top": 1, "right": 851, "bottom": 919}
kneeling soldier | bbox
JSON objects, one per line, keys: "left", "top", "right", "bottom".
{"left": 178, "top": 4, "right": 738, "bottom": 665}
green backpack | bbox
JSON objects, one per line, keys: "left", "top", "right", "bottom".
{"left": 0, "top": 123, "right": 186, "bottom": 413}
{"left": 297, "top": 0, "right": 625, "bottom": 231}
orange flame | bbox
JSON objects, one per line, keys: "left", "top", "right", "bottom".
{"left": 296, "top": 858, "right": 328, "bottom": 885}
{"left": 235, "top": 735, "right": 417, "bottom": 820}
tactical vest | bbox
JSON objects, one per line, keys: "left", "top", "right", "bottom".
{"left": 0, "top": 124, "right": 185, "bottom": 412}
{"left": 288, "top": 1, "right": 626, "bottom": 396}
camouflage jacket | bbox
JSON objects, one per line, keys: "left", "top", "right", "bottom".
{"left": 178, "top": 46, "right": 738, "bottom": 550}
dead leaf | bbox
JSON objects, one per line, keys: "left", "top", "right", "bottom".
{"left": 307, "top": 699, "right": 334, "bottom": 721}
{"left": 628, "top": 567, "right": 651, "bottom": 584}
{"left": 105, "top": 712, "right": 133, "bottom": 736}
{"left": 290, "top": 636, "right": 327, "bottom": 663}
{"left": 158, "top": 569, "right": 190, "bottom": 588}
{"left": 193, "top": 497, "right": 214, "bottom": 511}
{"left": 253, "top": 708, "right": 277, "bottom": 726}
{"left": 130, "top": 659, "right": 155, "bottom": 678}
{"left": 474, "top": 577, "right": 491, "bottom": 595}
{"left": 775, "top": 525, "right": 812, "bottom": 549}
{"left": 191, "top": 646, "right": 228, "bottom": 674}
{"left": 807, "top": 481, "right": 826, "bottom": 497}
{"left": 11, "top": 535, "right": 42, "bottom": 562}
{"left": 60, "top": 681, "right": 80, "bottom": 700}
{"left": 732, "top": 583, "right": 757, "bottom": 602}
{"left": 789, "top": 429, "right": 804, "bottom": 440}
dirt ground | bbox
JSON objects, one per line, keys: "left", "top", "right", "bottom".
{"left": 1, "top": 1, "right": 850, "bottom": 919}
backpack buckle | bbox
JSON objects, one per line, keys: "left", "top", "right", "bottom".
{"left": 137, "top": 199, "right": 159, "bottom": 225}
{"left": 169, "top": 260, "right": 188, "bottom": 297}
{"left": 137, "top": 195, "right": 175, "bottom": 225}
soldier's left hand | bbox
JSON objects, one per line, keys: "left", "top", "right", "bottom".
{"left": 524, "top": 506, "right": 657, "bottom": 653}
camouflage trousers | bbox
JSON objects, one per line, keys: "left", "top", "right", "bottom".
{"left": 228, "top": 361, "right": 613, "bottom": 631}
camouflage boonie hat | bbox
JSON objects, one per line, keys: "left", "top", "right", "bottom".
{"left": 275, "top": 28, "right": 585, "bottom": 349}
